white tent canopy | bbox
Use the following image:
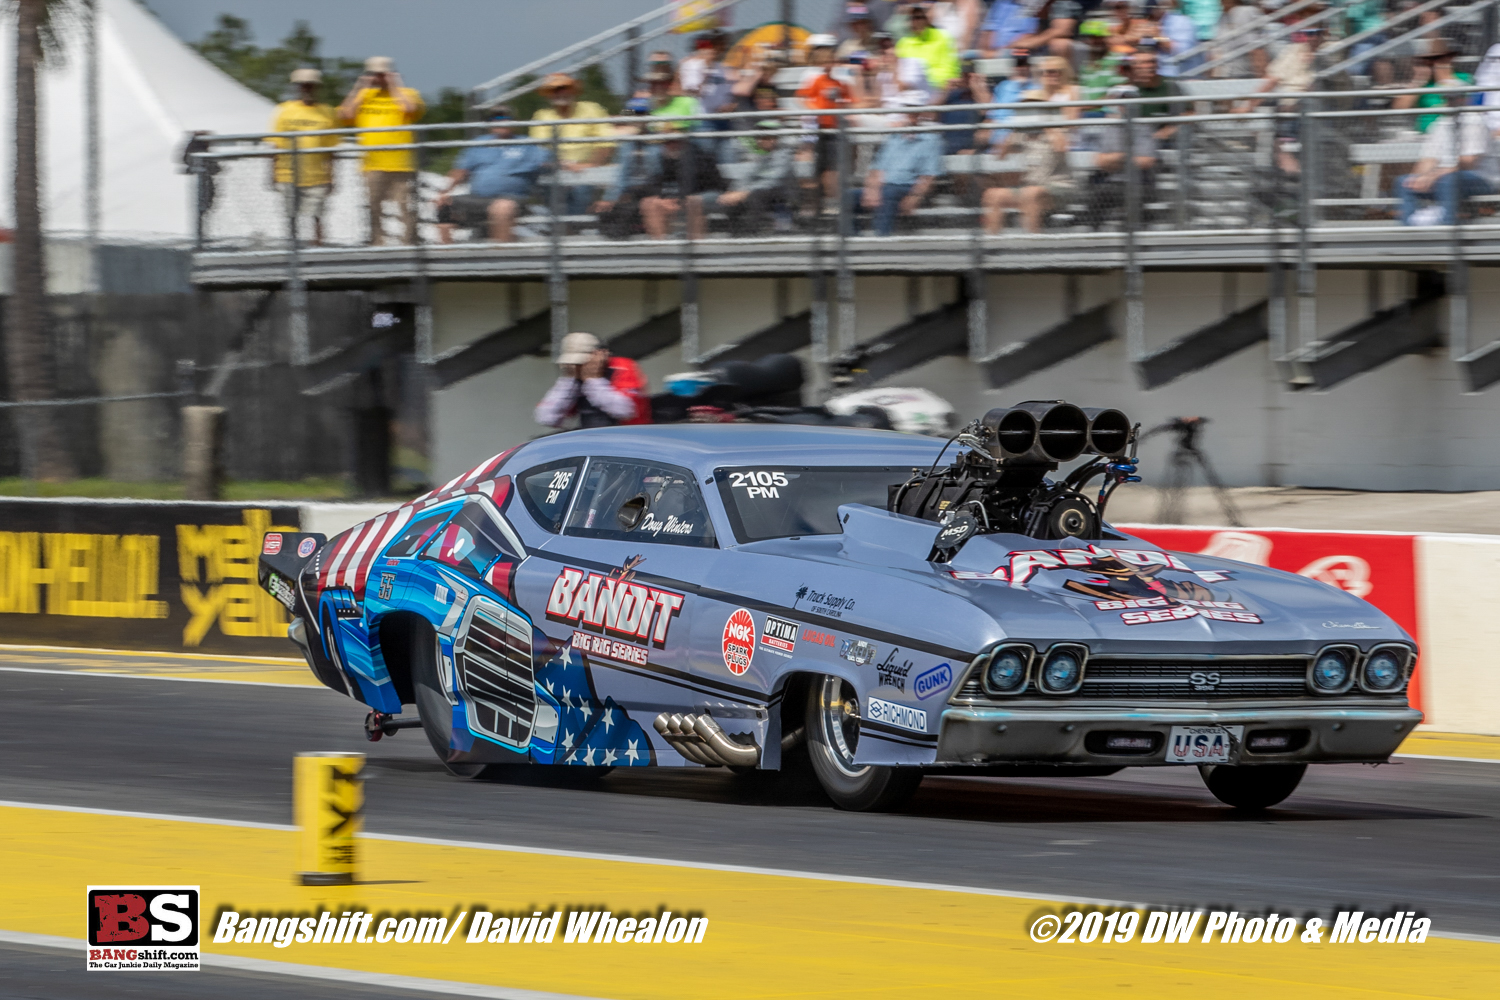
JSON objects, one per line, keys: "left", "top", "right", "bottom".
{"left": 0, "top": 0, "right": 274, "bottom": 242}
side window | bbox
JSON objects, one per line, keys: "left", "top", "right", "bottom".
{"left": 564, "top": 459, "right": 716, "bottom": 548}
{"left": 421, "top": 501, "right": 520, "bottom": 582}
{"left": 519, "top": 459, "right": 583, "bottom": 533}
{"left": 386, "top": 510, "right": 451, "bottom": 558}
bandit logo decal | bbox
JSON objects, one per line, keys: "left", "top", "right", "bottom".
{"left": 546, "top": 567, "right": 684, "bottom": 646}
{"left": 722, "top": 608, "right": 756, "bottom": 675}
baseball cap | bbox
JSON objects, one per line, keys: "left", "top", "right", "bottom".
{"left": 559, "top": 332, "right": 602, "bottom": 365}
{"left": 364, "top": 56, "right": 394, "bottom": 73}
{"left": 846, "top": 2, "right": 873, "bottom": 19}
{"left": 623, "top": 96, "right": 653, "bottom": 114}
{"left": 1079, "top": 19, "right": 1111, "bottom": 37}
{"left": 290, "top": 67, "right": 322, "bottom": 84}
{"left": 808, "top": 33, "right": 838, "bottom": 48}
{"left": 539, "top": 72, "right": 579, "bottom": 93}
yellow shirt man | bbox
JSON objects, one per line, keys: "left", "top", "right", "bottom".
{"left": 530, "top": 100, "right": 615, "bottom": 166}
{"left": 269, "top": 100, "right": 339, "bottom": 186}
{"left": 349, "top": 86, "right": 426, "bottom": 173}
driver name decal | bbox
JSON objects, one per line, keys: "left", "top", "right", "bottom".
{"left": 546, "top": 568, "right": 685, "bottom": 646}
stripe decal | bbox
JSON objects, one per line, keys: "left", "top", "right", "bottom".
{"left": 338, "top": 513, "right": 388, "bottom": 590}
{"left": 351, "top": 507, "right": 412, "bottom": 598}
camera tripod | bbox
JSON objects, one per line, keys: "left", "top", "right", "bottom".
{"left": 1141, "top": 417, "right": 1244, "bottom": 527}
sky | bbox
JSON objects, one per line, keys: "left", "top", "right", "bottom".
{"left": 142, "top": 0, "right": 844, "bottom": 97}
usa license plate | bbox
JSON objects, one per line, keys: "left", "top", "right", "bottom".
{"left": 1166, "top": 725, "right": 1244, "bottom": 764}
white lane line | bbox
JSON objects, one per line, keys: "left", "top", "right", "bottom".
{"left": 0, "top": 642, "right": 301, "bottom": 664}
{"left": 0, "top": 666, "right": 316, "bottom": 689}
{"left": 1393, "top": 753, "right": 1500, "bottom": 764}
{"left": 0, "top": 930, "right": 615, "bottom": 1000}
{"left": 7, "top": 800, "right": 1500, "bottom": 945}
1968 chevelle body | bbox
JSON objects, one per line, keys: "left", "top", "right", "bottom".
{"left": 258, "top": 420, "right": 1420, "bottom": 811}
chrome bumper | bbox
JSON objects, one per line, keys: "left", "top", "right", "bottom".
{"left": 936, "top": 704, "right": 1423, "bottom": 766}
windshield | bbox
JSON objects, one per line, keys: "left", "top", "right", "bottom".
{"left": 714, "top": 466, "right": 903, "bottom": 543}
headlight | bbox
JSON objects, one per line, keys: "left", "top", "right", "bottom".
{"left": 1361, "top": 645, "right": 1410, "bottom": 693}
{"left": 978, "top": 644, "right": 1033, "bottom": 696}
{"left": 1038, "top": 644, "right": 1088, "bottom": 695}
{"left": 1308, "top": 645, "right": 1356, "bottom": 694}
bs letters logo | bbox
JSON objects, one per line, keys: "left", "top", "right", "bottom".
{"left": 86, "top": 885, "right": 200, "bottom": 971}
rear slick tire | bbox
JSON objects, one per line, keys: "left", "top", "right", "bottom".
{"left": 1200, "top": 763, "right": 1306, "bottom": 811}
{"left": 805, "top": 674, "right": 922, "bottom": 811}
{"left": 411, "top": 623, "right": 492, "bottom": 780}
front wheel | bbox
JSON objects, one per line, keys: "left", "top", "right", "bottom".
{"left": 1200, "top": 763, "right": 1306, "bottom": 811}
{"left": 410, "top": 623, "right": 492, "bottom": 779}
{"left": 805, "top": 675, "right": 922, "bottom": 811}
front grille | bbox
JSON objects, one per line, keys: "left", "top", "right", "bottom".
{"left": 954, "top": 655, "right": 1315, "bottom": 701}
{"left": 455, "top": 601, "right": 536, "bottom": 746}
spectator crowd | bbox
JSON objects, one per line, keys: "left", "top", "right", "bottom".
{"left": 262, "top": 1, "right": 1500, "bottom": 244}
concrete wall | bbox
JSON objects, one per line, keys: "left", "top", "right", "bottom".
{"left": 428, "top": 269, "right": 1500, "bottom": 490}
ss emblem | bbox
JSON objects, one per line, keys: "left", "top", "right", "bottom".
{"left": 1189, "top": 670, "right": 1221, "bottom": 691}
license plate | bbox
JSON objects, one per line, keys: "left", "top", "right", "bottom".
{"left": 1166, "top": 725, "right": 1244, "bottom": 764}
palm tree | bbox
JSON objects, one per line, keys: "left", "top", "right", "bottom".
{"left": 5, "top": 0, "right": 76, "bottom": 479}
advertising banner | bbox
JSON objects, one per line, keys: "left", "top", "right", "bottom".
{"left": 0, "top": 499, "right": 301, "bottom": 656}
{"left": 1124, "top": 525, "right": 1422, "bottom": 712}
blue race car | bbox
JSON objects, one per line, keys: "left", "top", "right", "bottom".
{"left": 258, "top": 405, "right": 1421, "bottom": 812}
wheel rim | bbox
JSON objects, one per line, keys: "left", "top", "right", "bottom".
{"left": 818, "top": 676, "right": 868, "bottom": 778}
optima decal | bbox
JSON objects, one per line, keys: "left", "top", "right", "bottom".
{"left": 761, "top": 615, "right": 797, "bottom": 656}
{"left": 546, "top": 568, "right": 684, "bottom": 646}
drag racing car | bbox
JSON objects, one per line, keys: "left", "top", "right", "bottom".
{"left": 258, "top": 402, "right": 1421, "bottom": 811}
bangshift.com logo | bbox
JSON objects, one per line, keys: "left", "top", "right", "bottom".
{"left": 86, "top": 886, "right": 200, "bottom": 971}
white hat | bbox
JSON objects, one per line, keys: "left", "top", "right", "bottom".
{"left": 290, "top": 67, "right": 322, "bottom": 84}
{"left": 559, "top": 331, "right": 603, "bottom": 365}
{"left": 364, "top": 56, "right": 395, "bottom": 73}
{"left": 807, "top": 33, "right": 838, "bottom": 48}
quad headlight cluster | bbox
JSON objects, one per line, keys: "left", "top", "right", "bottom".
{"left": 1308, "top": 643, "right": 1414, "bottom": 695}
{"left": 971, "top": 642, "right": 1089, "bottom": 696}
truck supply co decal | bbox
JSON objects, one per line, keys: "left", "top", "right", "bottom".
{"left": 546, "top": 568, "right": 684, "bottom": 647}
{"left": 722, "top": 609, "right": 756, "bottom": 675}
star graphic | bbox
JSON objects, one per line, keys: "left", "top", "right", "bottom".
{"left": 561, "top": 686, "right": 571, "bottom": 706}
{"left": 561, "top": 729, "right": 574, "bottom": 750}
{"left": 601, "top": 707, "right": 615, "bottom": 732}
{"left": 603, "top": 748, "right": 618, "bottom": 766}
{"left": 544, "top": 679, "right": 554, "bottom": 695}
{"left": 582, "top": 747, "right": 596, "bottom": 766}
{"left": 579, "top": 700, "right": 592, "bottom": 720}
{"left": 625, "top": 739, "right": 640, "bottom": 763}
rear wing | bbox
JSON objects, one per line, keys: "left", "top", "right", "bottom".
{"left": 258, "top": 531, "right": 326, "bottom": 612}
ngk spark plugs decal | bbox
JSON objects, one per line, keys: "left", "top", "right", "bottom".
{"left": 722, "top": 609, "right": 756, "bottom": 675}
{"left": 545, "top": 568, "right": 684, "bottom": 647}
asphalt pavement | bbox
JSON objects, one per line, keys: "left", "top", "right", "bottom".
{"left": 4, "top": 668, "right": 1497, "bottom": 942}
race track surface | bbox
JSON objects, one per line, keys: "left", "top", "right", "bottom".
{"left": 3, "top": 663, "right": 1497, "bottom": 938}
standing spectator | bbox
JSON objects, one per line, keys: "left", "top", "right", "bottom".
{"left": 718, "top": 121, "right": 796, "bottom": 234}
{"left": 534, "top": 332, "right": 651, "bottom": 430}
{"left": 638, "top": 123, "right": 728, "bottom": 239}
{"left": 269, "top": 68, "right": 339, "bottom": 246}
{"left": 1180, "top": 0, "right": 1222, "bottom": 45}
{"left": 1396, "top": 93, "right": 1499, "bottom": 225}
{"left": 981, "top": 0, "right": 1040, "bottom": 55}
{"left": 852, "top": 96, "right": 945, "bottom": 235}
{"left": 338, "top": 57, "right": 425, "bottom": 246}
{"left": 837, "top": 4, "right": 882, "bottom": 60}
{"left": 1014, "top": 0, "right": 1083, "bottom": 62}
{"left": 895, "top": 3, "right": 962, "bottom": 91}
{"left": 797, "top": 41, "right": 855, "bottom": 212}
{"left": 982, "top": 56, "right": 1081, "bottom": 233}
{"left": 696, "top": 32, "right": 739, "bottom": 126}
{"left": 1147, "top": 0, "right": 1202, "bottom": 77}
{"left": 434, "top": 109, "right": 550, "bottom": 244}
{"left": 529, "top": 73, "right": 615, "bottom": 216}
{"left": 831, "top": 0, "right": 900, "bottom": 42}
{"left": 1214, "top": 0, "right": 1267, "bottom": 79}
{"left": 1345, "top": 0, "right": 1389, "bottom": 81}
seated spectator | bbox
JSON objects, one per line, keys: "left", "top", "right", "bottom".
{"left": 688, "top": 30, "right": 738, "bottom": 134}
{"left": 798, "top": 32, "right": 841, "bottom": 87}
{"left": 1396, "top": 96, "right": 1499, "bottom": 226}
{"left": 1146, "top": 0, "right": 1202, "bottom": 77}
{"left": 730, "top": 47, "right": 788, "bottom": 112}
{"left": 1082, "top": 83, "right": 1159, "bottom": 226}
{"left": 1213, "top": 0, "right": 1267, "bottom": 79}
{"left": 850, "top": 97, "right": 945, "bottom": 235}
{"left": 1181, "top": 0, "right": 1222, "bottom": 45}
{"left": 1078, "top": 22, "right": 1127, "bottom": 102}
{"left": 338, "top": 57, "right": 425, "bottom": 246}
{"left": 980, "top": 0, "right": 1036, "bottom": 56}
{"left": 1394, "top": 38, "right": 1473, "bottom": 133}
{"left": 269, "top": 68, "right": 339, "bottom": 247}
{"left": 718, "top": 121, "right": 797, "bottom": 234}
{"left": 638, "top": 123, "right": 728, "bottom": 239}
{"left": 435, "top": 108, "right": 550, "bottom": 244}
{"left": 836, "top": 4, "right": 883, "bottom": 61}
{"left": 895, "top": 3, "right": 961, "bottom": 91}
{"left": 1250, "top": 28, "right": 1326, "bottom": 175}
{"left": 1013, "top": 0, "right": 1082, "bottom": 61}
{"left": 981, "top": 56, "right": 1081, "bottom": 233}
{"left": 1130, "top": 51, "right": 1184, "bottom": 140}
{"left": 797, "top": 42, "right": 855, "bottom": 212}
{"left": 596, "top": 99, "right": 660, "bottom": 239}
{"left": 529, "top": 74, "right": 615, "bottom": 216}
{"left": 941, "top": 57, "right": 993, "bottom": 155}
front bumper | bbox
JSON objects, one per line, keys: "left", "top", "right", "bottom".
{"left": 935, "top": 703, "right": 1423, "bottom": 766}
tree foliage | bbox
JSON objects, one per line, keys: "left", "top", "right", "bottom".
{"left": 191, "top": 15, "right": 364, "bottom": 105}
